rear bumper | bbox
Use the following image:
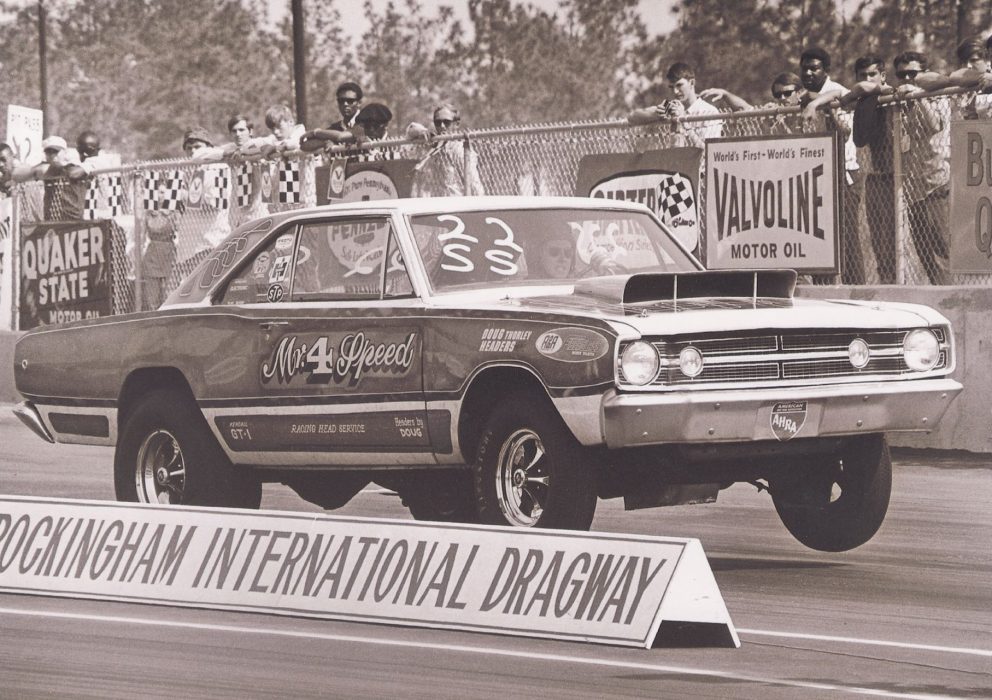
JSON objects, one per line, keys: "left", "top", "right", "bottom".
{"left": 602, "top": 378, "right": 962, "bottom": 448}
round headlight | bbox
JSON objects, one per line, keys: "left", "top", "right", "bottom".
{"left": 678, "top": 346, "right": 704, "bottom": 378}
{"left": 848, "top": 338, "right": 870, "bottom": 369}
{"left": 620, "top": 341, "right": 660, "bottom": 386}
{"left": 903, "top": 329, "right": 939, "bottom": 371}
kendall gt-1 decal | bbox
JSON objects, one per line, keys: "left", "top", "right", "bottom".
{"left": 536, "top": 328, "right": 610, "bottom": 362}
{"left": 261, "top": 331, "right": 418, "bottom": 387}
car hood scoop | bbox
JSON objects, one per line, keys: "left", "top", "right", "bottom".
{"left": 572, "top": 269, "right": 797, "bottom": 306}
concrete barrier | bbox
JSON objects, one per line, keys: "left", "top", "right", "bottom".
{"left": 2, "top": 286, "right": 989, "bottom": 452}
{"left": 798, "top": 286, "right": 992, "bottom": 454}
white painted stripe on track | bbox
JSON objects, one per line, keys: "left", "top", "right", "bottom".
{"left": 0, "top": 607, "right": 967, "bottom": 700}
{"left": 738, "top": 628, "right": 992, "bottom": 658}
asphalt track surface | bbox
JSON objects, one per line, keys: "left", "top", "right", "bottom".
{"left": 0, "top": 409, "right": 989, "bottom": 699}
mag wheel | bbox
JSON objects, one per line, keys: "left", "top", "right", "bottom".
{"left": 473, "top": 394, "right": 597, "bottom": 530}
{"left": 772, "top": 434, "right": 891, "bottom": 552}
{"left": 115, "top": 389, "right": 261, "bottom": 508}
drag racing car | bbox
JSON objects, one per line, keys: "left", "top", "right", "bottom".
{"left": 13, "top": 196, "right": 962, "bottom": 550}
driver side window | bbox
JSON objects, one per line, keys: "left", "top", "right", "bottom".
{"left": 292, "top": 217, "right": 414, "bottom": 301}
{"left": 219, "top": 228, "right": 297, "bottom": 305}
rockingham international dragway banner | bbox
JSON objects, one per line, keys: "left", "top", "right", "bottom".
{"left": 949, "top": 121, "right": 992, "bottom": 273}
{"left": 705, "top": 134, "right": 839, "bottom": 272}
{"left": 0, "top": 496, "right": 738, "bottom": 649}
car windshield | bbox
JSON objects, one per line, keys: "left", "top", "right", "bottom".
{"left": 409, "top": 208, "right": 699, "bottom": 292}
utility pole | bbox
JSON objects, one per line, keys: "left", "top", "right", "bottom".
{"left": 291, "top": 0, "right": 307, "bottom": 126}
{"left": 38, "top": 0, "right": 49, "bottom": 136}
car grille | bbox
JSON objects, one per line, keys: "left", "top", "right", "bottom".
{"left": 618, "top": 328, "right": 949, "bottom": 389}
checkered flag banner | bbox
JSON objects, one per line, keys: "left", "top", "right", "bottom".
{"left": 142, "top": 170, "right": 184, "bottom": 211}
{"left": 206, "top": 167, "right": 230, "bottom": 210}
{"left": 84, "top": 174, "right": 126, "bottom": 220}
{"left": 107, "top": 174, "right": 124, "bottom": 216}
{"left": 142, "top": 171, "right": 159, "bottom": 211}
{"left": 235, "top": 163, "right": 253, "bottom": 208}
{"left": 656, "top": 173, "right": 695, "bottom": 223}
{"left": 84, "top": 180, "right": 99, "bottom": 220}
{"left": 278, "top": 159, "right": 301, "bottom": 204}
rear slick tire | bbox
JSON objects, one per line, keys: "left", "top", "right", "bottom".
{"left": 772, "top": 434, "right": 891, "bottom": 552}
{"left": 473, "top": 393, "right": 597, "bottom": 530}
{"left": 115, "top": 389, "right": 261, "bottom": 509}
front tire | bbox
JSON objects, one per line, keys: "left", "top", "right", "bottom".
{"left": 771, "top": 434, "right": 891, "bottom": 552}
{"left": 473, "top": 393, "right": 597, "bottom": 530}
{"left": 115, "top": 389, "right": 261, "bottom": 508}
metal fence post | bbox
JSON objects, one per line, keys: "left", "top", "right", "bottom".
{"left": 463, "top": 136, "right": 472, "bottom": 195}
{"left": 892, "top": 106, "right": 906, "bottom": 285}
{"left": 10, "top": 187, "right": 21, "bottom": 330}
{"left": 132, "top": 170, "right": 144, "bottom": 312}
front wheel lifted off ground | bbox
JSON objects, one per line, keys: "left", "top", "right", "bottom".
{"left": 115, "top": 389, "right": 261, "bottom": 508}
{"left": 473, "top": 393, "right": 597, "bottom": 530}
{"left": 771, "top": 433, "right": 892, "bottom": 552}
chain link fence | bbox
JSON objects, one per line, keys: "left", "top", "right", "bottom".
{"left": 6, "top": 89, "right": 989, "bottom": 325}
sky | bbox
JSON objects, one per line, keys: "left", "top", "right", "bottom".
{"left": 263, "top": 0, "right": 681, "bottom": 38}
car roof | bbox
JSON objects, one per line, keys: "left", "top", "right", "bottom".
{"left": 266, "top": 195, "right": 654, "bottom": 221}
{"left": 164, "top": 196, "right": 660, "bottom": 308}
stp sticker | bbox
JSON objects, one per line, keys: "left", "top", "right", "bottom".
{"left": 770, "top": 401, "right": 807, "bottom": 441}
{"left": 536, "top": 328, "right": 610, "bottom": 362}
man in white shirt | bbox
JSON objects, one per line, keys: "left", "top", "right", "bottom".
{"left": 629, "top": 62, "right": 722, "bottom": 147}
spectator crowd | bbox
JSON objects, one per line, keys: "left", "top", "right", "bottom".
{"left": 4, "top": 35, "right": 992, "bottom": 292}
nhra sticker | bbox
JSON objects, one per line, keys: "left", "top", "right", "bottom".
{"left": 261, "top": 331, "right": 418, "bottom": 387}
{"left": 770, "top": 401, "right": 807, "bottom": 441}
{"left": 536, "top": 328, "right": 610, "bottom": 362}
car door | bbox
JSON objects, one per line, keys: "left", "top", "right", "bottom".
{"left": 203, "top": 212, "right": 436, "bottom": 468}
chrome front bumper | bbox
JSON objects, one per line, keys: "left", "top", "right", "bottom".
{"left": 12, "top": 401, "right": 55, "bottom": 443}
{"left": 602, "top": 378, "right": 962, "bottom": 448}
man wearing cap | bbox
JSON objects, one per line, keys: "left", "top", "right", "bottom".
{"left": 182, "top": 126, "right": 226, "bottom": 161}
{"left": 172, "top": 126, "right": 231, "bottom": 280}
{"left": 35, "top": 136, "right": 87, "bottom": 221}
{"left": 352, "top": 103, "right": 395, "bottom": 160}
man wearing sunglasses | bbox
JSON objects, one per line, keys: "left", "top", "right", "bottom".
{"left": 699, "top": 72, "right": 805, "bottom": 133}
{"left": 300, "top": 81, "right": 365, "bottom": 152}
{"left": 408, "top": 104, "right": 484, "bottom": 196}
{"left": 893, "top": 51, "right": 950, "bottom": 285}
{"left": 330, "top": 82, "right": 364, "bottom": 131}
